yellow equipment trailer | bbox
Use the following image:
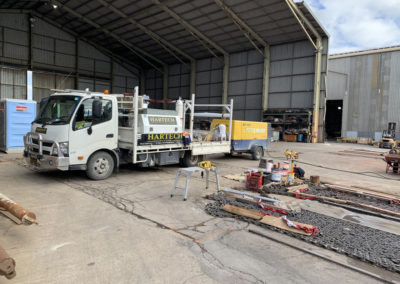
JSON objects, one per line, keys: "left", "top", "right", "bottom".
{"left": 211, "top": 119, "right": 269, "bottom": 160}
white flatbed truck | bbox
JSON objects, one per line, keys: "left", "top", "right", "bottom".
{"left": 24, "top": 87, "right": 233, "bottom": 180}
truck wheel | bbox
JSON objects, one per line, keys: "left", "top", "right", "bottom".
{"left": 251, "top": 146, "right": 263, "bottom": 160}
{"left": 86, "top": 151, "right": 115, "bottom": 180}
{"left": 183, "top": 152, "right": 203, "bottom": 167}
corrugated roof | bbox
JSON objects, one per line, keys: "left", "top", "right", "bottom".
{"left": 329, "top": 45, "right": 400, "bottom": 59}
{"left": 0, "top": 0, "right": 328, "bottom": 68}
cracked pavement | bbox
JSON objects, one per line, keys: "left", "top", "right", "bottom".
{"left": 2, "top": 142, "right": 400, "bottom": 283}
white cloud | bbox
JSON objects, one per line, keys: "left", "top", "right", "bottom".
{"left": 303, "top": 0, "right": 400, "bottom": 54}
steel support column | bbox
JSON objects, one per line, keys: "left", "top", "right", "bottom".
{"left": 285, "top": 0, "right": 323, "bottom": 143}
{"left": 262, "top": 46, "right": 270, "bottom": 113}
{"left": 28, "top": 14, "right": 33, "bottom": 70}
{"left": 163, "top": 66, "right": 168, "bottom": 109}
{"left": 190, "top": 60, "right": 196, "bottom": 96}
{"left": 312, "top": 38, "right": 322, "bottom": 143}
{"left": 222, "top": 55, "right": 229, "bottom": 106}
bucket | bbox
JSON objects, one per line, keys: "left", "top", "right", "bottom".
{"left": 271, "top": 169, "right": 282, "bottom": 182}
{"left": 297, "top": 133, "right": 303, "bottom": 142}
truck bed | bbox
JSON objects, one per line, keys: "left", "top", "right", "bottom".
{"left": 118, "top": 127, "right": 230, "bottom": 155}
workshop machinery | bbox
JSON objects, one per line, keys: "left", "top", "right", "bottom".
{"left": 23, "top": 87, "right": 233, "bottom": 180}
{"left": 379, "top": 122, "right": 397, "bottom": 149}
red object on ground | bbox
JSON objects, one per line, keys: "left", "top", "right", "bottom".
{"left": 246, "top": 173, "right": 263, "bottom": 190}
{"left": 294, "top": 192, "right": 316, "bottom": 200}
{"left": 258, "top": 200, "right": 288, "bottom": 215}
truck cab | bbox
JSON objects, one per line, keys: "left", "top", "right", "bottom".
{"left": 24, "top": 90, "right": 119, "bottom": 180}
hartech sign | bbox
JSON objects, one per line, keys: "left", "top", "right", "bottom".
{"left": 148, "top": 116, "right": 177, "bottom": 125}
{"left": 139, "top": 133, "right": 182, "bottom": 145}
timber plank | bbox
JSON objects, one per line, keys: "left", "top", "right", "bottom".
{"left": 221, "top": 204, "right": 263, "bottom": 220}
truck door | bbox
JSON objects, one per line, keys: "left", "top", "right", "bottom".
{"left": 69, "top": 98, "right": 117, "bottom": 165}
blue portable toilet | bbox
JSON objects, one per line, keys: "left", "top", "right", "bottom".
{"left": 0, "top": 99, "right": 37, "bottom": 153}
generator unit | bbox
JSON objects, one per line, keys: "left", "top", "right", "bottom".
{"left": 0, "top": 99, "right": 36, "bottom": 153}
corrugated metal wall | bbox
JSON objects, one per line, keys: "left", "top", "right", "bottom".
{"left": 113, "top": 62, "right": 139, "bottom": 94}
{"left": 0, "top": 13, "right": 139, "bottom": 102}
{"left": 32, "top": 72, "right": 75, "bottom": 102}
{"left": 145, "top": 39, "right": 325, "bottom": 122}
{"left": 0, "top": 14, "right": 29, "bottom": 66}
{"left": 0, "top": 67, "right": 27, "bottom": 100}
{"left": 328, "top": 50, "right": 400, "bottom": 139}
{"left": 269, "top": 41, "right": 315, "bottom": 109}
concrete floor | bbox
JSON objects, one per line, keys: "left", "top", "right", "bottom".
{"left": 1, "top": 142, "right": 399, "bottom": 283}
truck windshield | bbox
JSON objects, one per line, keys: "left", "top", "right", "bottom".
{"left": 34, "top": 95, "right": 82, "bottom": 125}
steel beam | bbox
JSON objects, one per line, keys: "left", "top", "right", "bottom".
{"left": 222, "top": 54, "right": 229, "bottom": 106}
{"left": 285, "top": 0, "right": 317, "bottom": 50}
{"left": 47, "top": 0, "right": 165, "bottom": 73}
{"left": 262, "top": 46, "right": 270, "bottom": 112}
{"left": 162, "top": 65, "right": 168, "bottom": 109}
{"left": 190, "top": 60, "right": 196, "bottom": 96}
{"left": 286, "top": 0, "right": 321, "bottom": 40}
{"left": 150, "top": 0, "right": 228, "bottom": 58}
{"left": 80, "top": 0, "right": 177, "bottom": 36}
{"left": 95, "top": 0, "right": 193, "bottom": 68}
{"left": 213, "top": 0, "right": 267, "bottom": 57}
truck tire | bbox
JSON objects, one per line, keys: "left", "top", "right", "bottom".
{"left": 251, "top": 146, "right": 263, "bottom": 160}
{"left": 86, "top": 151, "right": 115, "bottom": 180}
{"left": 182, "top": 152, "right": 203, "bottom": 167}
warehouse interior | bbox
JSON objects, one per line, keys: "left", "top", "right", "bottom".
{"left": 1, "top": 1, "right": 400, "bottom": 283}
{"left": 0, "top": 0, "right": 328, "bottom": 142}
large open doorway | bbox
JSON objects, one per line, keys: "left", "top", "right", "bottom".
{"left": 325, "top": 100, "right": 343, "bottom": 139}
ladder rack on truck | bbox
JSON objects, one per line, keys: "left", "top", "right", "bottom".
{"left": 117, "top": 87, "right": 233, "bottom": 164}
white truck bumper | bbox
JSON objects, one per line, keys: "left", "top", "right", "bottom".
{"left": 23, "top": 132, "right": 69, "bottom": 171}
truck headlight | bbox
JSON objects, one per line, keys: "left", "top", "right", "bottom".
{"left": 52, "top": 142, "right": 69, "bottom": 156}
{"left": 59, "top": 142, "right": 69, "bottom": 156}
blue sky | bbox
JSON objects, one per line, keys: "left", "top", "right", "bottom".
{"left": 300, "top": 0, "right": 400, "bottom": 54}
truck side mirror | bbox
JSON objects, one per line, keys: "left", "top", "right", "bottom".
{"left": 92, "top": 99, "right": 102, "bottom": 119}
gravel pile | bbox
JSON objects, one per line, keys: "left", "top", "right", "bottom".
{"left": 205, "top": 192, "right": 400, "bottom": 273}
